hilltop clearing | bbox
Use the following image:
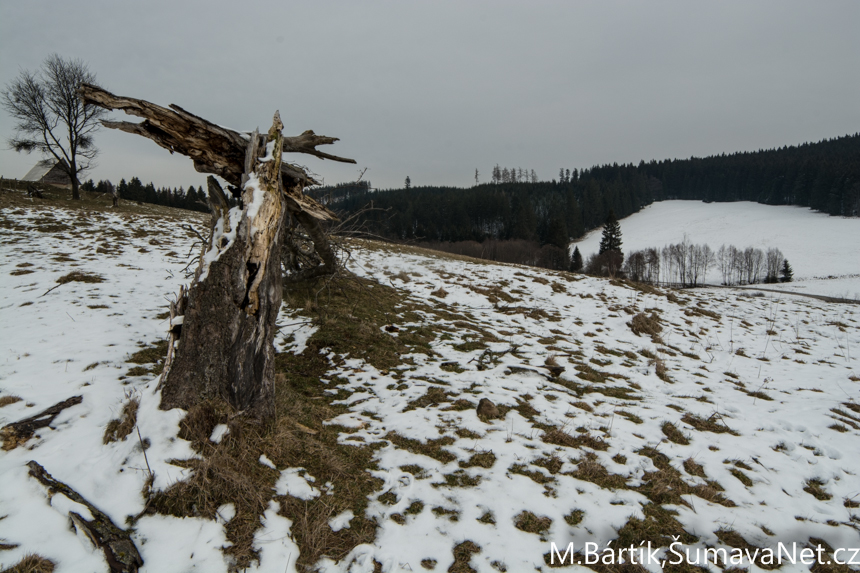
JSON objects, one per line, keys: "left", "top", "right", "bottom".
{"left": 1, "top": 191, "right": 858, "bottom": 572}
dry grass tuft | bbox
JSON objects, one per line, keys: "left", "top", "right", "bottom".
{"left": 661, "top": 421, "right": 690, "bottom": 445}
{"left": 0, "top": 396, "right": 23, "bottom": 408}
{"left": 681, "top": 413, "right": 738, "bottom": 435}
{"left": 514, "top": 511, "right": 552, "bottom": 536}
{"left": 568, "top": 452, "right": 628, "bottom": 490}
{"left": 509, "top": 463, "right": 555, "bottom": 485}
{"left": 616, "top": 503, "right": 698, "bottom": 549}
{"left": 459, "top": 452, "right": 496, "bottom": 469}
{"left": 103, "top": 394, "right": 139, "bottom": 444}
{"left": 564, "top": 509, "right": 584, "bottom": 526}
{"left": 729, "top": 468, "right": 753, "bottom": 487}
{"left": 1, "top": 554, "right": 56, "bottom": 572}
{"left": 803, "top": 478, "right": 832, "bottom": 501}
{"left": 449, "top": 541, "right": 481, "bottom": 573}
{"left": 682, "top": 458, "right": 706, "bottom": 478}
{"left": 543, "top": 427, "right": 609, "bottom": 451}
{"left": 629, "top": 312, "right": 663, "bottom": 342}
{"left": 387, "top": 432, "right": 457, "bottom": 464}
{"left": 715, "top": 529, "right": 779, "bottom": 570}
{"left": 430, "top": 287, "right": 448, "bottom": 298}
{"left": 654, "top": 357, "right": 672, "bottom": 382}
{"left": 55, "top": 271, "right": 104, "bottom": 284}
{"left": 637, "top": 447, "right": 734, "bottom": 507}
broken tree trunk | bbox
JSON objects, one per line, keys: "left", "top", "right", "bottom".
{"left": 79, "top": 85, "right": 355, "bottom": 420}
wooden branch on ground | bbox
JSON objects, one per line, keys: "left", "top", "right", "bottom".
{"left": 0, "top": 395, "right": 82, "bottom": 450}
{"left": 27, "top": 461, "right": 144, "bottom": 572}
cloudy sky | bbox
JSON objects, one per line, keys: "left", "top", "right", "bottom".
{"left": 1, "top": 1, "right": 858, "bottom": 191}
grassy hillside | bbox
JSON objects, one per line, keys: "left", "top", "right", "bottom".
{"left": 1, "top": 189, "right": 858, "bottom": 573}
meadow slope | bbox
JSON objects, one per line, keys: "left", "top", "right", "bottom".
{"left": 1, "top": 193, "right": 859, "bottom": 573}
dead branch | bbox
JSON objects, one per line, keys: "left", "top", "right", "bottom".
{"left": 79, "top": 83, "right": 354, "bottom": 194}
{"left": 1, "top": 395, "right": 82, "bottom": 450}
{"left": 27, "top": 460, "right": 144, "bottom": 572}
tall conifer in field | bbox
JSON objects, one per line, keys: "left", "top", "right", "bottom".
{"left": 598, "top": 210, "right": 623, "bottom": 256}
{"left": 780, "top": 259, "right": 793, "bottom": 283}
{"left": 571, "top": 246, "right": 583, "bottom": 272}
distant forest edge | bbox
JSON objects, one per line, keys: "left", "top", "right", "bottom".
{"left": 308, "top": 132, "right": 860, "bottom": 269}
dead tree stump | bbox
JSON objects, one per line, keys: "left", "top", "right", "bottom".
{"left": 79, "top": 84, "right": 354, "bottom": 420}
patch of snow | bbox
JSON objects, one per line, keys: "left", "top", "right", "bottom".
{"left": 328, "top": 509, "right": 354, "bottom": 532}
{"left": 209, "top": 424, "right": 229, "bottom": 444}
{"left": 246, "top": 501, "right": 300, "bottom": 573}
{"left": 274, "top": 468, "right": 320, "bottom": 500}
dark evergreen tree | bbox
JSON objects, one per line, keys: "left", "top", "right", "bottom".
{"left": 570, "top": 246, "right": 583, "bottom": 272}
{"left": 405, "top": 176, "right": 411, "bottom": 189}
{"left": 780, "top": 259, "right": 793, "bottom": 283}
{"left": 598, "top": 209, "right": 623, "bottom": 256}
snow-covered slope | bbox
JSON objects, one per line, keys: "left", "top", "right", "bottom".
{"left": 572, "top": 201, "right": 860, "bottom": 300}
{"left": 2, "top": 198, "right": 859, "bottom": 573}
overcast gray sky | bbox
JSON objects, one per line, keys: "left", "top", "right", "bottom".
{"left": 1, "top": 1, "right": 858, "bottom": 191}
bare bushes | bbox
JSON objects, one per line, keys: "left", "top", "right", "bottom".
{"left": 584, "top": 250, "right": 624, "bottom": 278}
{"left": 622, "top": 238, "right": 790, "bottom": 287}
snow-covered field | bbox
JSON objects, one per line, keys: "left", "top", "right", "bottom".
{"left": 2, "top": 197, "right": 859, "bottom": 572}
{"left": 573, "top": 201, "right": 860, "bottom": 300}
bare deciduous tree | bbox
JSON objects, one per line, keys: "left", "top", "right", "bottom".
{"left": 1, "top": 54, "right": 107, "bottom": 200}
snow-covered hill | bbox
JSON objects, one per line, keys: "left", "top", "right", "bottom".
{"left": 572, "top": 201, "right": 860, "bottom": 300}
{"left": 1, "top": 194, "right": 859, "bottom": 573}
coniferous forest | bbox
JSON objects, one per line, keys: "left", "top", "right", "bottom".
{"left": 309, "top": 132, "right": 859, "bottom": 270}
{"left": 79, "top": 177, "right": 211, "bottom": 213}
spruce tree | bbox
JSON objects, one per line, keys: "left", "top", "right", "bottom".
{"left": 780, "top": 259, "right": 793, "bottom": 283}
{"left": 598, "top": 210, "right": 623, "bottom": 256}
{"left": 570, "top": 246, "right": 583, "bottom": 272}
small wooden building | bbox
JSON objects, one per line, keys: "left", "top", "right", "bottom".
{"left": 21, "top": 159, "right": 78, "bottom": 188}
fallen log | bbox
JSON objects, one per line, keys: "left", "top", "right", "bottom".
{"left": 27, "top": 460, "right": 143, "bottom": 572}
{"left": 0, "top": 395, "right": 82, "bottom": 450}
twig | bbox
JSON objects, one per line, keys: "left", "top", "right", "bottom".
{"left": 136, "top": 425, "right": 153, "bottom": 480}
{"left": 40, "top": 283, "right": 65, "bottom": 297}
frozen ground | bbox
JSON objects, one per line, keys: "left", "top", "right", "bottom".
{"left": 572, "top": 201, "right": 860, "bottom": 300}
{"left": 1, "top": 197, "right": 859, "bottom": 572}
